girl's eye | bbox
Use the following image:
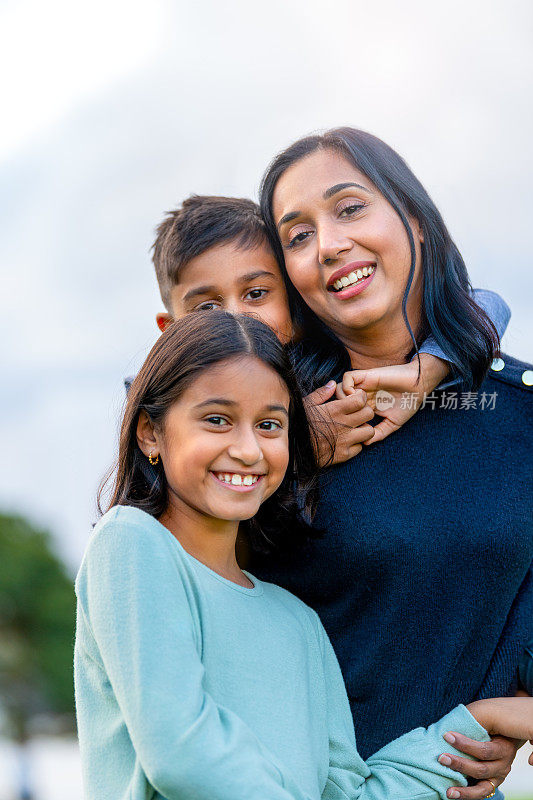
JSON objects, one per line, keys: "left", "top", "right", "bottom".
{"left": 258, "top": 420, "right": 282, "bottom": 431}
{"left": 205, "top": 416, "right": 229, "bottom": 426}
{"left": 338, "top": 201, "right": 365, "bottom": 218}
{"left": 194, "top": 301, "right": 220, "bottom": 312}
{"left": 288, "top": 230, "right": 312, "bottom": 248}
{"left": 245, "top": 288, "right": 268, "bottom": 301}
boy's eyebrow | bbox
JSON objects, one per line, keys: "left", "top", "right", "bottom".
{"left": 182, "top": 271, "right": 279, "bottom": 302}
{"left": 277, "top": 182, "right": 370, "bottom": 230}
{"left": 182, "top": 284, "right": 217, "bottom": 302}
{"left": 194, "top": 398, "right": 289, "bottom": 416}
{"left": 238, "top": 270, "right": 278, "bottom": 283}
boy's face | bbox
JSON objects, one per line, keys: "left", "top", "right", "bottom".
{"left": 157, "top": 241, "right": 293, "bottom": 343}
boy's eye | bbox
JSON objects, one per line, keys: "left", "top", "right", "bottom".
{"left": 245, "top": 288, "right": 268, "bottom": 301}
{"left": 195, "top": 300, "right": 221, "bottom": 312}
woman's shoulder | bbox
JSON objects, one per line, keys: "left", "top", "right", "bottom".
{"left": 486, "top": 353, "right": 533, "bottom": 395}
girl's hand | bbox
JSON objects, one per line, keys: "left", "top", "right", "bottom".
{"left": 439, "top": 698, "right": 533, "bottom": 799}
{"left": 336, "top": 354, "right": 450, "bottom": 444}
{"left": 304, "top": 383, "right": 374, "bottom": 467}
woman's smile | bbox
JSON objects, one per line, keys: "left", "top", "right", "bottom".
{"left": 326, "top": 261, "right": 377, "bottom": 298}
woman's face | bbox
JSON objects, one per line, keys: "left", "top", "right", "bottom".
{"left": 272, "top": 148, "right": 424, "bottom": 342}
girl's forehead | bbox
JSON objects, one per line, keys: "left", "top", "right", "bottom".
{"left": 178, "top": 356, "right": 290, "bottom": 405}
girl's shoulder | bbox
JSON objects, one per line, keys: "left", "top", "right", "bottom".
{"left": 257, "top": 578, "right": 325, "bottom": 642}
{"left": 76, "top": 505, "right": 188, "bottom": 591}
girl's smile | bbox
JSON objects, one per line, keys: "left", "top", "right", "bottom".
{"left": 137, "top": 355, "right": 290, "bottom": 530}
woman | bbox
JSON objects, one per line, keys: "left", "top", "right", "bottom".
{"left": 252, "top": 128, "right": 533, "bottom": 800}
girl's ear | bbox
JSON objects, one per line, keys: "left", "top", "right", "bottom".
{"left": 136, "top": 410, "right": 159, "bottom": 457}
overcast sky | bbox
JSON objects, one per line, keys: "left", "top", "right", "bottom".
{"left": 1, "top": 0, "right": 532, "bottom": 570}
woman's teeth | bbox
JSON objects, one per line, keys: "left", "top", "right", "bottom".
{"left": 214, "top": 472, "right": 260, "bottom": 486}
{"left": 332, "top": 265, "right": 374, "bottom": 291}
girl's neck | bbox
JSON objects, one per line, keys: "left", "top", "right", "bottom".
{"left": 159, "top": 496, "right": 253, "bottom": 588}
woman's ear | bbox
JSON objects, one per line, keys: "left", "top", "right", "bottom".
{"left": 136, "top": 410, "right": 159, "bottom": 458}
{"left": 416, "top": 219, "right": 424, "bottom": 243}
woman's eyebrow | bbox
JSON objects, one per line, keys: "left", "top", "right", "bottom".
{"left": 323, "top": 181, "right": 369, "bottom": 199}
{"left": 277, "top": 182, "right": 370, "bottom": 230}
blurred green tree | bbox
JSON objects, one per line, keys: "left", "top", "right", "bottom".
{"left": 0, "top": 511, "right": 76, "bottom": 745}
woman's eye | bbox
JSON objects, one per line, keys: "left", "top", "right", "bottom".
{"left": 258, "top": 420, "right": 282, "bottom": 431}
{"left": 338, "top": 202, "right": 365, "bottom": 218}
{"left": 288, "top": 230, "right": 312, "bottom": 248}
{"left": 245, "top": 288, "right": 268, "bottom": 301}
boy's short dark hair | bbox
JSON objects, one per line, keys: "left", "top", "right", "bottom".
{"left": 152, "top": 195, "right": 269, "bottom": 312}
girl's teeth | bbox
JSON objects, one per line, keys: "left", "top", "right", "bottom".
{"left": 215, "top": 472, "right": 259, "bottom": 486}
{"left": 332, "top": 265, "right": 374, "bottom": 291}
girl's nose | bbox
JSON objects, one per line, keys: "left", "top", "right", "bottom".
{"left": 227, "top": 427, "right": 263, "bottom": 465}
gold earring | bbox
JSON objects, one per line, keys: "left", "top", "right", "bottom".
{"left": 148, "top": 450, "right": 159, "bottom": 465}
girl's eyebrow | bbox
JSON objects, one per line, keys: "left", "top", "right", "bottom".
{"left": 277, "top": 182, "right": 370, "bottom": 230}
{"left": 194, "top": 398, "right": 289, "bottom": 417}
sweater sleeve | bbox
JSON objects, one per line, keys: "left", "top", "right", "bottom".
{"left": 477, "top": 560, "right": 533, "bottom": 700}
{"left": 519, "top": 639, "right": 533, "bottom": 695}
{"left": 75, "top": 512, "right": 310, "bottom": 800}
{"left": 314, "top": 617, "right": 491, "bottom": 800}
{"left": 416, "top": 288, "right": 510, "bottom": 363}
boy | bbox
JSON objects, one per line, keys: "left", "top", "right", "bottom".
{"left": 150, "top": 194, "right": 510, "bottom": 464}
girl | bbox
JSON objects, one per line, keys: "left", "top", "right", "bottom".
{"left": 74, "top": 311, "right": 533, "bottom": 800}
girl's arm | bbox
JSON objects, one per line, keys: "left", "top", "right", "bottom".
{"left": 313, "top": 615, "right": 492, "bottom": 800}
{"left": 75, "top": 513, "right": 310, "bottom": 800}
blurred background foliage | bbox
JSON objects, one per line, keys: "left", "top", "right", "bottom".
{"left": 0, "top": 512, "right": 75, "bottom": 746}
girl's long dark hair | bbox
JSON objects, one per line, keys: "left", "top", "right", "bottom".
{"left": 98, "top": 311, "right": 319, "bottom": 554}
{"left": 260, "top": 127, "right": 500, "bottom": 393}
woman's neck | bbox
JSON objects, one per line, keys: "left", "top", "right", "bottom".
{"left": 159, "top": 496, "right": 253, "bottom": 588}
{"left": 338, "top": 307, "right": 423, "bottom": 370}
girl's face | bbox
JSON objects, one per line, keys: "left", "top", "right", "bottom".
{"left": 141, "top": 356, "right": 290, "bottom": 524}
{"left": 272, "top": 148, "right": 424, "bottom": 342}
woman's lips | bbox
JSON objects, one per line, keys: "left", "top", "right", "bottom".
{"left": 327, "top": 265, "right": 376, "bottom": 299}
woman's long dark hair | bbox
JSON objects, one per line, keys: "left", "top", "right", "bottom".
{"left": 260, "top": 127, "right": 500, "bottom": 393}
{"left": 98, "top": 311, "right": 319, "bottom": 554}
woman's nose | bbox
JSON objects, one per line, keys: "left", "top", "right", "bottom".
{"left": 227, "top": 427, "right": 264, "bottom": 465}
{"left": 317, "top": 222, "right": 352, "bottom": 266}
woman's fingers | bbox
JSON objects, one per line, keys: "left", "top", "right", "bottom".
{"left": 442, "top": 732, "right": 518, "bottom": 763}
{"left": 446, "top": 780, "right": 501, "bottom": 799}
{"left": 439, "top": 751, "right": 510, "bottom": 780}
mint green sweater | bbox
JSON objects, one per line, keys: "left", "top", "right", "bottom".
{"left": 74, "top": 506, "right": 490, "bottom": 800}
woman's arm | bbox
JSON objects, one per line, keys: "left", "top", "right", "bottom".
{"left": 75, "top": 513, "right": 310, "bottom": 800}
{"left": 519, "top": 639, "right": 533, "bottom": 696}
{"left": 313, "top": 615, "right": 491, "bottom": 800}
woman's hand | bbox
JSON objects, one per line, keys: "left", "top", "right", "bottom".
{"left": 337, "top": 354, "right": 450, "bottom": 444}
{"left": 439, "top": 733, "right": 522, "bottom": 799}
{"left": 304, "top": 383, "right": 375, "bottom": 467}
{"left": 439, "top": 697, "right": 533, "bottom": 798}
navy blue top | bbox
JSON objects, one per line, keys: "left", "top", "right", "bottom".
{"left": 253, "top": 354, "right": 533, "bottom": 760}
